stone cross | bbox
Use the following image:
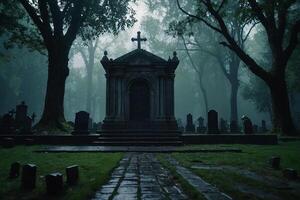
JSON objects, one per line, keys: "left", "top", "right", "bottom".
{"left": 131, "top": 31, "right": 147, "bottom": 49}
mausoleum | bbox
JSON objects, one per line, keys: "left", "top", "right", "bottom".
{"left": 100, "top": 32, "right": 179, "bottom": 133}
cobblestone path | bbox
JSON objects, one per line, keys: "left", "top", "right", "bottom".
{"left": 92, "top": 153, "right": 188, "bottom": 200}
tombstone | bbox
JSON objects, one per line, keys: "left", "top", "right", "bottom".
{"left": 0, "top": 113, "right": 15, "bottom": 134}
{"left": 269, "top": 156, "right": 280, "bottom": 169}
{"left": 207, "top": 110, "right": 219, "bottom": 134}
{"left": 97, "top": 122, "right": 102, "bottom": 131}
{"left": 45, "top": 172, "right": 63, "bottom": 195}
{"left": 20, "top": 116, "right": 32, "bottom": 134}
{"left": 66, "top": 165, "right": 79, "bottom": 185}
{"left": 196, "top": 117, "right": 205, "bottom": 133}
{"left": 15, "top": 101, "right": 27, "bottom": 128}
{"left": 73, "top": 111, "right": 90, "bottom": 134}
{"left": 185, "top": 113, "right": 195, "bottom": 133}
{"left": 283, "top": 168, "right": 298, "bottom": 180}
{"left": 230, "top": 120, "right": 238, "bottom": 133}
{"left": 9, "top": 162, "right": 21, "bottom": 178}
{"left": 21, "top": 164, "right": 37, "bottom": 190}
{"left": 253, "top": 124, "right": 258, "bottom": 133}
{"left": 219, "top": 118, "right": 228, "bottom": 133}
{"left": 261, "top": 120, "right": 267, "bottom": 133}
{"left": 242, "top": 115, "right": 253, "bottom": 134}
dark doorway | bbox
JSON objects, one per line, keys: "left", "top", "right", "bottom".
{"left": 129, "top": 80, "right": 150, "bottom": 121}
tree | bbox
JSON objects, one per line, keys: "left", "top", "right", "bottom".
{"left": 7, "top": 0, "right": 136, "bottom": 130}
{"left": 177, "top": 0, "right": 300, "bottom": 135}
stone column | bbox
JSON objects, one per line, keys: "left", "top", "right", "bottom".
{"left": 159, "top": 76, "right": 165, "bottom": 118}
{"left": 105, "top": 74, "right": 110, "bottom": 117}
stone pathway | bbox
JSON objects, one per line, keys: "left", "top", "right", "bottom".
{"left": 166, "top": 156, "right": 233, "bottom": 200}
{"left": 92, "top": 153, "right": 188, "bottom": 200}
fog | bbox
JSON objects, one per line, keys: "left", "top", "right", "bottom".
{"left": 2, "top": 0, "right": 298, "bottom": 130}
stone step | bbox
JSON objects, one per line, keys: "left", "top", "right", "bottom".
{"left": 92, "top": 140, "right": 183, "bottom": 146}
{"left": 97, "top": 136, "right": 181, "bottom": 141}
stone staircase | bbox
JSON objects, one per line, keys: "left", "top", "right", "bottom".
{"left": 93, "top": 131, "right": 183, "bottom": 146}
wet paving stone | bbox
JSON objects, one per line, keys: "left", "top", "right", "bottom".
{"left": 92, "top": 153, "right": 188, "bottom": 200}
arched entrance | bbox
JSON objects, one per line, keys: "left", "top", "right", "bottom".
{"left": 129, "top": 80, "right": 150, "bottom": 121}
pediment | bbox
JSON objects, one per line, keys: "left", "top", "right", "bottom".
{"left": 113, "top": 49, "right": 167, "bottom": 65}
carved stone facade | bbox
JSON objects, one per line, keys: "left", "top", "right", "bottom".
{"left": 100, "top": 49, "right": 179, "bottom": 131}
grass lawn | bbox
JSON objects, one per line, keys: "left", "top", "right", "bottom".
{"left": 162, "top": 141, "right": 300, "bottom": 200}
{"left": 0, "top": 145, "right": 123, "bottom": 200}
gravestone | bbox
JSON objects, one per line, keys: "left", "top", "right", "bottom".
{"left": 66, "top": 165, "right": 79, "bottom": 185}
{"left": 73, "top": 111, "right": 90, "bottom": 134}
{"left": 92, "top": 122, "right": 98, "bottom": 132}
{"left": 269, "top": 156, "right": 280, "bottom": 169}
{"left": 230, "top": 120, "right": 238, "bottom": 133}
{"left": 21, "top": 116, "right": 32, "bottom": 134}
{"left": 207, "top": 110, "right": 219, "bottom": 134}
{"left": 242, "top": 115, "right": 253, "bottom": 134}
{"left": 219, "top": 118, "right": 228, "bottom": 133}
{"left": 0, "top": 113, "right": 15, "bottom": 134}
{"left": 45, "top": 173, "right": 63, "bottom": 195}
{"left": 21, "top": 164, "right": 37, "bottom": 190}
{"left": 185, "top": 113, "right": 195, "bottom": 133}
{"left": 15, "top": 101, "right": 27, "bottom": 129}
{"left": 261, "top": 120, "right": 267, "bottom": 132}
{"left": 9, "top": 162, "right": 21, "bottom": 178}
{"left": 196, "top": 117, "right": 205, "bottom": 133}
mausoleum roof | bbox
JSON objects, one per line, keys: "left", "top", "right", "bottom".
{"left": 113, "top": 49, "right": 167, "bottom": 64}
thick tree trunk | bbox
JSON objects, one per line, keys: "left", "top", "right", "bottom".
{"left": 269, "top": 76, "right": 296, "bottom": 135}
{"left": 37, "top": 45, "right": 70, "bottom": 130}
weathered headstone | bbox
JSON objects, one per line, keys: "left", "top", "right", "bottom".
{"left": 242, "top": 115, "right": 253, "bottom": 134}
{"left": 283, "top": 168, "right": 298, "bottom": 180}
{"left": 207, "top": 110, "right": 219, "bottom": 134}
{"left": 66, "top": 165, "right": 79, "bottom": 185}
{"left": 185, "top": 113, "right": 195, "bottom": 133}
{"left": 73, "top": 111, "right": 90, "bottom": 134}
{"left": 21, "top": 164, "right": 37, "bottom": 190}
{"left": 0, "top": 113, "right": 15, "bottom": 134}
{"left": 261, "top": 120, "right": 267, "bottom": 132}
{"left": 20, "top": 116, "right": 32, "bottom": 134}
{"left": 230, "top": 120, "right": 238, "bottom": 133}
{"left": 219, "top": 118, "right": 228, "bottom": 133}
{"left": 196, "top": 117, "right": 205, "bottom": 133}
{"left": 15, "top": 101, "right": 27, "bottom": 128}
{"left": 269, "top": 156, "right": 280, "bottom": 169}
{"left": 45, "top": 172, "right": 63, "bottom": 195}
{"left": 9, "top": 162, "right": 21, "bottom": 178}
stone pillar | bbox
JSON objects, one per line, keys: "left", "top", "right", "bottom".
{"left": 159, "top": 76, "right": 165, "bottom": 118}
{"left": 105, "top": 74, "right": 110, "bottom": 117}
{"left": 165, "top": 74, "right": 175, "bottom": 118}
